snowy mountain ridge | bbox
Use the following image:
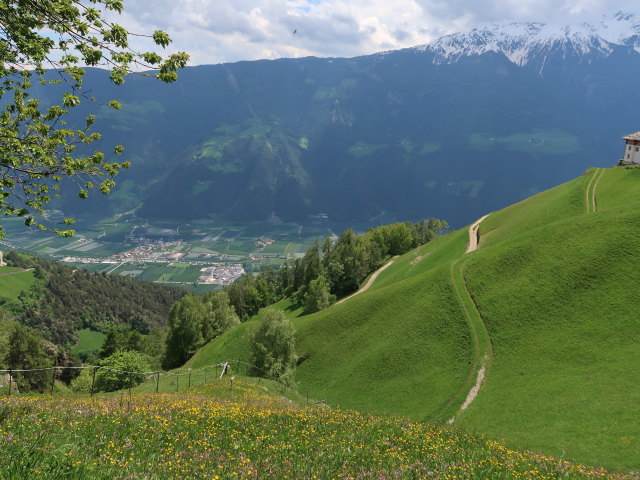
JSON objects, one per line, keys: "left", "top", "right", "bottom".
{"left": 412, "top": 12, "right": 640, "bottom": 66}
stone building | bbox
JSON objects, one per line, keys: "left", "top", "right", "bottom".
{"left": 620, "top": 131, "right": 640, "bottom": 165}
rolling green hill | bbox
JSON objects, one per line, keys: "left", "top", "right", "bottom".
{"left": 193, "top": 166, "right": 640, "bottom": 472}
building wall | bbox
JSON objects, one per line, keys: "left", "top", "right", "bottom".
{"left": 623, "top": 140, "right": 640, "bottom": 164}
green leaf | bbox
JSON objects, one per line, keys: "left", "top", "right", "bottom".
{"left": 152, "top": 30, "right": 171, "bottom": 48}
{"left": 62, "top": 93, "right": 81, "bottom": 107}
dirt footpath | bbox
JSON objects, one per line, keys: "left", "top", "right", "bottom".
{"left": 336, "top": 256, "right": 398, "bottom": 305}
{"left": 466, "top": 214, "right": 490, "bottom": 253}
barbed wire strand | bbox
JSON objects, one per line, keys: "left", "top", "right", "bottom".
{"left": 0, "top": 359, "right": 303, "bottom": 398}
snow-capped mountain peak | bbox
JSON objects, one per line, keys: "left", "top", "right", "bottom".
{"left": 414, "top": 12, "right": 640, "bottom": 66}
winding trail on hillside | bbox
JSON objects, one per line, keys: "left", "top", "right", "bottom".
{"left": 447, "top": 215, "right": 493, "bottom": 424}
{"left": 465, "top": 215, "right": 491, "bottom": 253}
{"left": 585, "top": 168, "right": 604, "bottom": 214}
{"left": 336, "top": 256, "right": 398, "bottom": 305}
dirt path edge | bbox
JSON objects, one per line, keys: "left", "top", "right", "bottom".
{"left": 336, "top": 256, "right": 398, "bottom": 305}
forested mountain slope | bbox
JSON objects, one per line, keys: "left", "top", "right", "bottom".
{"left": 41, "top": 14, "right": 640, "bottom": 229}
{"left": 4, "top": 253, "right": 186, "bottom": 345}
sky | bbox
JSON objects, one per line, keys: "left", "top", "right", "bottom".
{"left": 113, "top": 0, "right": 639, "bottom": 65}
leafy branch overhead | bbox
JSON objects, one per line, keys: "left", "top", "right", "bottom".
{"left": 0, "top": 0, "right": 188, "bottom": 237}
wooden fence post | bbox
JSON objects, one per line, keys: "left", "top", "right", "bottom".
{"left": 128, "top": 373, "right": 132, "bottom": 406}
{"left": 156, "top": 372, "right": 160, "bottom": 393}
{"left": 50, "top": 365, "right": 56, "bottom": 396}
{"left": 8, "top": 368, "right": 11, "bottom": 396}
{"left": 90, "top": 367, "right": 98, "bottom": 398}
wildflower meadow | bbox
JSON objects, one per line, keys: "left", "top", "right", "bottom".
{"left": 0, "top": 379, "right": 633, "bottom": 480}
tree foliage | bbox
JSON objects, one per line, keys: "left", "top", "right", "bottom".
{"left": 249, "top": 308, "right": 296, "bottom": 387}
{"left": 225, "top": 218, "right": 449, "bottom": 317}
{"left": 304, "top": 275, "right": 335, "bottom": 314}
{"left": 163, "top": 291, "right": 239, "bottom": 369}
{"left": 4, "top": 323, "right": 50, "bottom": 392}
{"left": 163, "top": 295, "right": 204, "bottom": 369}
{"left": 201, "top": 290, "right": 240, "bottom": 341}
{"left": 0, "top": 0, "right": 188, "bottom": 237}
{"left": 94, "top": 350, "right": 150, "bottom": 392}
{"left": 225, "top": 268, "right": 277, "bottom": 320}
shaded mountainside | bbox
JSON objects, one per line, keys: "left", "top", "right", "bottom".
{"left": 46, "top": 15, "right": 640, "bottom": 228}
{"left": 5, "top": 253, "right": 186, "bottom": 345}
{"left": 192, "top": 166, "right": 640, "bottom": 472}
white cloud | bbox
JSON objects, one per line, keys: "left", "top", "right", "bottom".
{"left": 111, "top": 0, "right": 640, "bottom": 65}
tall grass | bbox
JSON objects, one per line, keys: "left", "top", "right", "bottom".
{"left": 1, "top": 380, "right": 632, "bottom": 479}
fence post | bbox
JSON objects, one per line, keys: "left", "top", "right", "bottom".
{"left": 90, "top": 366, "right": 98, "bottom": 398}
{"left": 188, "top": 368, "right": 191, "bottom": 388}
{"left": 128, "top": 373, "right": 132, "bottom": 407}
{"left": 8, "top": 368, "right": 11, "bottom": 396}
{"left": 50, "top": 364, "right": 56, "bottom": 396}
{"left": 156, "top": 372, "right": 160, "bottom": 394}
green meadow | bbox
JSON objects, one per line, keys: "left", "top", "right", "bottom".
{"left": 1, "top": 379, "right": 632, "bottom": 480}
{"left": 70, "top": 329, "right": 107, "bottom": 357}
{"left": 0, "top": 267, "right": 36, "bottom": 304}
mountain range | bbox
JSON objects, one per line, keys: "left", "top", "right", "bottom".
{"left": 52, "top": 12, "right": 640, "bottom": 229}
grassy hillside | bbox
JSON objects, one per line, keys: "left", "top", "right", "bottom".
{"left": 70, "top": 328, "right": 107, "bottom": 357}
{"left": 0, "top": 266, "right": 35, "bottom": 304}
{"left": 459, "top": 167, "right": 640, "bottom": 469}
{"left": 195, "top": 166, "right": 640, "bottom": 472}
{"left": 194, "top": 229, "right": 475, "bottom": 421}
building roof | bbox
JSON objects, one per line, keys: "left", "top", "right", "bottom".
{"left": 622, "top": 131, "right": 640, "bottom": 141}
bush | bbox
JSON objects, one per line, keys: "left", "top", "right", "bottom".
{"left": 70, "top": 368, "right": 93, "bottom": 394}
{"left": 249, "top": 309, "right": 297, "bottom": 387}
{"left": 95, "top": 351, "right": 150, "bottom": 392}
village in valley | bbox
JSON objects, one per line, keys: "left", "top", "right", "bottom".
{"left": 0, "top": 214, "right": 332, "bottom": 291}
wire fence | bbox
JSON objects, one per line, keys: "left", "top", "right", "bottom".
{"left": 0, "top": 359, "right": 302, "bottom": 400}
